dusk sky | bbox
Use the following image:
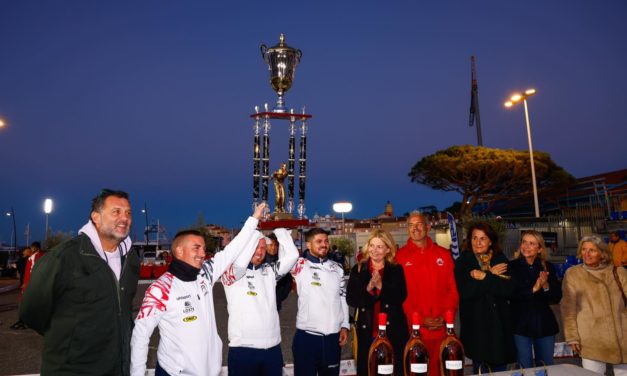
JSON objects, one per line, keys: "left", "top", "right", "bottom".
{"left": 1, "top": 1, "right": 626, "bottom": 244}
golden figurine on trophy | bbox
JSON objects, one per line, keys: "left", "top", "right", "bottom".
{"left": 272, "top": 162, "right": 288, "bottom": 215}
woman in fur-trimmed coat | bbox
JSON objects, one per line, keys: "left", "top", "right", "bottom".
{"left": 561, "top": 235, "right": 627, "bottom": 376}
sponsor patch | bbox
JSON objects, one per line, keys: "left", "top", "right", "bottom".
{"left": 247, "top": 291, "right": 258, "bottom": 296}
{"left": 311, "top": 282, "right": 322, "bottom": 286}
{"left": 183, "top": 301, "right": 195, "bottom": 314}
{"left": 183, "top": 315, "right": 197, "bottom": 322}
{"left": 436, "top": 257, "right": 444, "bottom": 266}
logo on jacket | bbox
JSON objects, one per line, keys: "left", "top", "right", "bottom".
{"left": 404, "top": 261, "right": 413, "bottom": 267}
{"left": 436, "top": 257, "right": 444, "bottom": 266}
{"left": 247, "top": 281, "right": 258, "bottom": 296}
{"left": 183, "top": 301, "right": 195, "bottom": 314}
{"left": 311, "top": 271, "right": 322, "bottom": 286}
{"left": 200, "top": 280, "right": 209, "bottom": 296}
{"left": 183, "top": 315, "right": 197, "bottom": 322}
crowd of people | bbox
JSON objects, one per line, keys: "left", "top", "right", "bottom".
{"left": 12, "top": 188, "right": 627, "bottom": 376}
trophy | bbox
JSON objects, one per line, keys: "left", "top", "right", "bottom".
{"left": 260, "top": 34, "right": 302, "bottom": 113}
{"left": 250, "top": 35, "right": 311, "bottom": 228}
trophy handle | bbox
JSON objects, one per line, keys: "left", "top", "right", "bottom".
{"left": 260, "top": 44, "right": 268, "bottom": 61}
{"left": 296, "top": 49, "right": 303, "bottom": 63}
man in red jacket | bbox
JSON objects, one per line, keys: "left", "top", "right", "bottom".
{"left": 396, "top": 212, "right": 459, "bottom": 376}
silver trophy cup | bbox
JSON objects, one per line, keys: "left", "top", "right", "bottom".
{"left": 260, "top": 34, "right": 302, "bottom": 113}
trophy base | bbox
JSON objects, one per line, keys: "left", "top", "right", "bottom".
{"left": 272, "top": 212, "right": 293, "bottom": 220}
{"left": 258, "top": 218, "right": 310, "bottom": 230}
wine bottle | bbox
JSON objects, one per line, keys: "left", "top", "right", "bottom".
{"left": 439, "top": 310, "right": 465, "bottom": 376}
{"left": 403, "top": 312, "right": 429, "bottom": 376}
{"left": 368, "top": 312, "right": 395, "bottom": 376}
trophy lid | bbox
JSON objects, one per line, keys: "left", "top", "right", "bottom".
{"left": 263, "top": 33, "right": 298, "bottom": 55}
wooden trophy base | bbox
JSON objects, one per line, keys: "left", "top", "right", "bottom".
{"left": 258, "top": 212, "right": 310, "bottom": 230}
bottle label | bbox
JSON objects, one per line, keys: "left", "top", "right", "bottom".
{"left": 377, "top": 364, "right": 394, "bottom": 374}
{"left": 412, "top": 324, "right": 420, "bottom": 330}
{"left": 445, "top": 360, "right": 463, "bottom": 370}
{"left": 411, "top": 363, "right": 427, "bottom": 372}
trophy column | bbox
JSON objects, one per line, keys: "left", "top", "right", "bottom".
{"left": 287, "top": 110, "right": 296, "bottom": 214}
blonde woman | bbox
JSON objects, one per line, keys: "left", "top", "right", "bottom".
{"left": 508, "top": 230, "right": 561, "bottom": 368}
{"left": 561, "top": 235, "right": 627, "bottom": 375}
{"left": 346, "top": 229, "right": 408, "bottom": 376}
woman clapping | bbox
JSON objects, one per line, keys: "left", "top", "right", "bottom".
{"left": 509, "top": 230, "right": 561, "bottom": 368}
{"left": 347, "top": 230, "right": 408, "bottom": 376}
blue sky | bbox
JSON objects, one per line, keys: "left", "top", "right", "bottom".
{"left": 1, "top": 1, "right": 626, "bottom": 243}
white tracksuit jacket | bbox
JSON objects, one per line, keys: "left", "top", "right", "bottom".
{"left": 130, "top": 216, "right": 262, "bottom": 376}
{"left": 221, "top": 227, "right": 299, "bottom": 349}
{"left": 291, "top": 253, "right": 350, "bottom": 335}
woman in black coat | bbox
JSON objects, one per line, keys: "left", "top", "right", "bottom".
{"left": 347, "top": 229, "right": 408, "bottom": 376}
{"left": 455, "top": 222, "right": 516, "bottom": 373}
{"left": 509, "top": 230, "right": 561, "bottom": 368}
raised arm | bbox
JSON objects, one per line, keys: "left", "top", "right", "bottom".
{"left": 207, "top": 203, "right": 265, "bottom": 280}
{"left": 273, "top": 228, "right": 299, "bottom": 278}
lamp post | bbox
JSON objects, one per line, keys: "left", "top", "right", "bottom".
{"left": 6, "top": 207, "right": 16, "bottom": 251}
{"left": 0, "top": 119, "right": 5, "bottom": 128}
{"left": 44, "top": 198, "right": 53, "bottom": 241}
{"left": 141, "top": 203, "right": 149, "bottom": 243}
{"left": 505, "top": 88, "right": 540, "bottom": 218}
{"left": 332, "top": 202, "right": 353, "bottom": 234}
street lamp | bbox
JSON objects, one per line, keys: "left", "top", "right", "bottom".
{"left": 0, "top": 119, "right": 5, "bottom": 128}
{"left": 333, "top": 201, "right": 353, "bottom": 234}
{"left": 141, "top": 203, "right": 149, "bottom": 243}
{"left": 504, "top": 88, "right": 540, "bottom": 218}
{"left": 44, "top": 198, "right": 53, "bottom": 240}
{"left": 5, "top": 207, "right": 16, "bottom": 251}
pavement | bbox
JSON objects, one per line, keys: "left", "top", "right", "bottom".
{"left": 0, "top": 276, "right": 585, "bottom": 376}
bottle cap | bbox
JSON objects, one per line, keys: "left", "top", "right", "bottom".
{"left": 444, "top": 310, "right": 455, "bottom": 324}
{"left": 412, "top": 312, "right": 421, "bottom": 326}
{"left": 378, "top": 312, "right": 388, "bottom": 326}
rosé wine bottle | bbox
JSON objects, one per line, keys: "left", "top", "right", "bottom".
{"left": 403, "top": 312, "right": 429, "bottom": 375}
{"left": 439, "top": 310, "right": 465, "bottom": 376}
{"left": 368, "top": 312, "right": 395, "bottom": 375}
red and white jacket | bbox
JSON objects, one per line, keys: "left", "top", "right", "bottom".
{"left": 130, "top": 216, "right": 261, "bottom": 376}
{"left": 291, "top": 253, "right": 349, "bottom": 335}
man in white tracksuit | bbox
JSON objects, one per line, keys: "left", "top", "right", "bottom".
{"left": 221, "top": 227, "right": 299, "bottom": 375}
{"left": 130, "top": 203, "right": 265, "bottom": 376}
{"left": 291, "top": 228, "right": 350, "bottom": 376}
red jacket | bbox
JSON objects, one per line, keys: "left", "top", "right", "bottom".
{"left": 396, "top": 237, "right": 458, "bottom": 340}
{"left": 21, "top": 251, "right": 45, "bottom": 293}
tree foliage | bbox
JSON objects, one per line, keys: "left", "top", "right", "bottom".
{"left": 44, "top": 231, "right": 73, "bottom": 250}
{"left": 330, "top": 236, "right": 356, "bottom": 259}
{"left": 409, "top": 145, "right": 575, "bottom": 215}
